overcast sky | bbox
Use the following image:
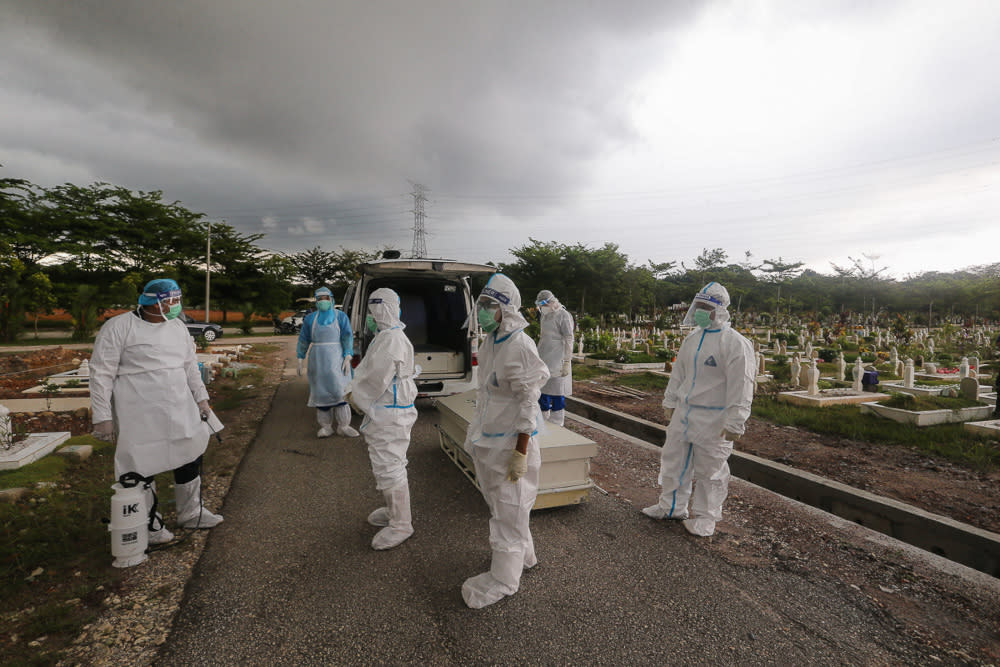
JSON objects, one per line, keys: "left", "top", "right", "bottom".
{"left": 3, "top": 0, "right": 999, "bottom": 278}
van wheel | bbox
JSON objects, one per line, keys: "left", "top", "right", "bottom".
{"left": 203, "top": 330, "right": 217, "bottom": 342}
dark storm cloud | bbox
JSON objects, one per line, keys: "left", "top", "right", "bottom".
{"left": 3, "top": 1, "right": 702, "bottom": 199}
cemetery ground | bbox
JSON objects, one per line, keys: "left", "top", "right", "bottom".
{"left": 1, "top": 348, "right": 998, "bottom": 665}
{"left": 0, "top": 343, "right": 286, "bottom": 666}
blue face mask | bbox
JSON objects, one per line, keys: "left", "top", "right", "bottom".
{"left": 694, "top": 309, "right": 712, "bottom": 329}
{"left": 316, "top": 299, "right": 332, "bottom": 311}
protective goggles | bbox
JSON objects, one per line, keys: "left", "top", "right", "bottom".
{"left": 535, "top": 298, "right": 549, "bottom": 307}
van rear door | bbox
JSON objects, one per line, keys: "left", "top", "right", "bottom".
{"left": 351, "top": 259, "right": 496, "bottom": 394}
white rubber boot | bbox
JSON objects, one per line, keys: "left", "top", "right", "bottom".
{"left": 144, "top": 482, "right": 174, "bottom": 545}
{"left": 371, "top": 483, "right": 413, "bottom": 550}
{"left": 550, "top": 409, "right": 565, "bottom": 427}
{"left": 335, "top": 404, "right": 360, "bottom": 437}
{"left": 317, "top": 409, "right": 334, "bottom": 438}
{"left": 175, "top": 477, "right": 223, "bottom": 529}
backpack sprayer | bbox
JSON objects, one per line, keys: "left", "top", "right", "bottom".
{"left": 107, "top": 406, "right": 224, "bottom": 567}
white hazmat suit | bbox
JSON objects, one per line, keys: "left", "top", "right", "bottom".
{"left": 462, "top": 274, "right": 550, "bottom": 609}
{"left": 348, "top": 288, "right": 419, "bottom": 550}
{"left": 535, "top": 290, "right": 574, "bottom": 426}
{"left": 642, "top": 282, "right": 755, "bottom": 537}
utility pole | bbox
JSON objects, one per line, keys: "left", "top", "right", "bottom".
{"left": 205, "top": 220, "right": 211, "bottom": 322}
{"left": 409, "top": 182, "right": 428, "bottom": 259}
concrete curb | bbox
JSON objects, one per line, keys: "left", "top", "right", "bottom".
{"left": 567, "top": 395, "right": 1000, "bottom": 577}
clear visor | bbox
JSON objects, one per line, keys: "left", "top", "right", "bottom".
{"left": 476, "top": 296, "right": 501, "bottom": 312}
{"left": 681, "top": 298, "right": 718, "bottom": 327}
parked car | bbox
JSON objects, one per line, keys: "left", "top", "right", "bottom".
{"left": 178, "top": 312, "right": 223, "bottom": 342}
{"left": 277, "top": 309, "right": 311, "bottom": 334}
{"left": 342, "top": 256, "right": 496, "bottom": 397}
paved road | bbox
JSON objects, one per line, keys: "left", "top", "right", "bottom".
{"left": 153, "top": 345, "right": 957, "bottom": 666}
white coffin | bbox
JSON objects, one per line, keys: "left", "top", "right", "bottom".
{"left": 435, "top": 390, "right": 598, "bottom": 509}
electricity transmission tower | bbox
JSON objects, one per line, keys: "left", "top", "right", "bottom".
{"left": 409, "top": 182, "right": 428, "bottom": 258}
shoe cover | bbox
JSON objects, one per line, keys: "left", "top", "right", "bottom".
{"left": 682, "top": 517, "right": 716, "bottom": 537}
{"left": 317, "top": 409, "right": 334, "bottom": 438}
{"left": 462, "top": 550, "right": 521, "bottom": 609}
{"left": 523, "top": 539, "right": 538, "bottom": 570}
{"left": 148, "top": 519, "right": 174, "bottom": 545}
{"left": 540, "top": 410, "right": 551, "bottom": 422}
{"left": 641, "top": 503, "right": 688, "bottom": 520}
{"left": 144, "top": 483, "right": 174, "bottom": 543}
{"left": 371, "top": 483, "right": 412, "bottom": 550}
{"left": 176, "top": 477, "right": 223, "bottom": 529}
{"left": 367, "top": 506, "right": 389, "bottom": 527}
{"left": 550, "top": 409, "right": 565, "bottom": 427}
{"left": 335, "top": 404, "right": 359, "bottom": 437}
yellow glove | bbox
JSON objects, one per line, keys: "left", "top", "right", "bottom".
{"left": 506, "top": 450, "right": 528, "bottom": 482}
{"left": 663, "top": 407, "right": 674, "bottom": 422}
{"left": 721, "top": 429, "right": 740, "bottom": 442}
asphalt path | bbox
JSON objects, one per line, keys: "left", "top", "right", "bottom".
{"left": 158, "top": 346, "right": 927, "bottom": 667}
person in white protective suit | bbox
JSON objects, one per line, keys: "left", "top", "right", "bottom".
{"left": 461, "top": 274, "right": 550, "bottom": 609}
{"left": 90, "top": 278, "right": 223, "bottom": 545}
{"left": 346, "top": 288, "right": 419, "bottom": 550}
{"left": 297, "top": 287, "right": 360, "bottom": 438}
{"left": 642, "top": 282, "right": 756, "bottom": 537}
{"left": 534, "top": 290, "right": 574, "bottom": 426}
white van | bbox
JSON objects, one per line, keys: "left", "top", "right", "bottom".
{"left": 342, "top": 257, "right": 497, "bottom": 397}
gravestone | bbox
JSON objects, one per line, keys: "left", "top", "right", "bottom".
{"left": 894, "top": 359, "right": 904, "bottom": 377}
{"left": 790, "top": 354, "right": 802, "bottom": 388}
{"left": 852, "top": 358, "right": 864, "bottom": 393}
{"left": 959, "top": 357, "right": 970, "bottom": 379}
{"left": 903, "top": 358, "right": 915, "bottom": 388}
{"left": 806, "top": 360, "right": 820, "bottom": 396}
{"left": 0, "top": 404, "right": 10, "bottom": 449}
{"left": 960, "top": 377, "right": 979, "bottom": 400}
{"left": 836, "top": 352, "right": 846, "bottom": 382}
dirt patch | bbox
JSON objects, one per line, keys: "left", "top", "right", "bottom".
{"left": 0, "top": 347, "right": 89, "bottom": 399}
{"left": 572, "top": 379, "right": 1000, "bottom": 535}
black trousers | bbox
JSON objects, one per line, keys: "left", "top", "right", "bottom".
{"left": 173, "top": 456, "right": 203, "bottom": 485}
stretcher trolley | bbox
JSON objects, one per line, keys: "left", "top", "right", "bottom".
{"left": 435, "top": 390, "right": 598, "bottom": 509}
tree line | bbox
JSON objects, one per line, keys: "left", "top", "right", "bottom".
{"left": 2, "top": 176, "right": 997, "bottom": 342}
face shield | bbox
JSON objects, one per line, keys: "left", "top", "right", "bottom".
{"left": 155, "top": 289, "right": 183, "bottom": 320}
{"left": 681, "top": 283, "right": 730, "bottom": 328}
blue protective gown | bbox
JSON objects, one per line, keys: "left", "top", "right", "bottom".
{"left": 297, "top": 308, "right": 354, "bottom": 407}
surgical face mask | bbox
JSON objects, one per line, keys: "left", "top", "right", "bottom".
{"left": 478, "top": 306, "right": 499, "bottom": 333}
{"left": 694, "top": 309, "right": 713, "bottom": 329}
{"left": 316, "top": 299, "right": 332, "bottom": 312}
{"left": 159, "top": 301, "right": 182, "bottom": 320}
{"left": 366, "top": 315, "right": 378, "bottom": 334}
